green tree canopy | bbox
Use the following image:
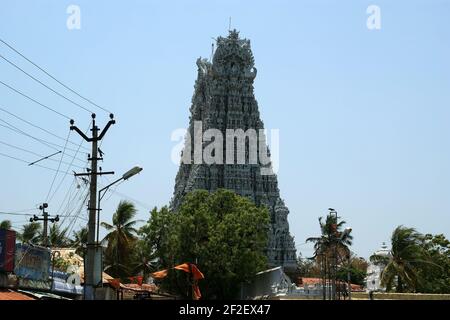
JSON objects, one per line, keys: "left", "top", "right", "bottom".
{"left": 140, "top": 189, "right": 270, "bottom": 299}
{"left": 416, "top": 233, "right": 450, "bottom": 293}
{"left": 0, "top": 220, "right": 12, "bottom": 230}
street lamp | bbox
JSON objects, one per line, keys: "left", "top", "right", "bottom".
{"left": 328, "top": 208, "right": 338, "bottom": 300}
{"left": 96, "top": 166, "right": 143, "bottom": 243}
{"left": 93, "top": 166, "right": 142, "bottom": 298}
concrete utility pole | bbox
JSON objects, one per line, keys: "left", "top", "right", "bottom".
{"left": 30, "top": 203, "right": 59, "bottom": 247}
{"left": 70, "top": 113, "right": 115, "bottom": 300}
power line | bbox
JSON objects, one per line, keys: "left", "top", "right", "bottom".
{"left": 0, "top": 117, "right": 88, "bottom": 162}
{"left": 0, "top": 140, "right": 84, "bottom": 169}
{"left": 45, "top": 130, "right": 71, "bottom": 202}
{"left": 0, "top": 211, "right": 34, "bottom": 217}
{"left": 0, "top": 37, "right": 112, "bottom": 114}
{"left": 0, "top": 106, "right": 90, "bottom": 152}
{"left": 0, "top": 79, "right": 71, "bottom": 120}
{"left": 0, "top": 207, "right": 36, "bottom": 213}
{"left": 0, "top": 151, "right": 73, "bottom": 175}
{"left": 0, "top": 53, "right": 93, "bottom": 114}
{"left": 56, "top": 178, "right": 82, "bottom": 227}
{"left": 47, "top": 125, "right": 91, "bottom": 203}
{"left": 100, "top": 184, "right": 153, "bottom": 211}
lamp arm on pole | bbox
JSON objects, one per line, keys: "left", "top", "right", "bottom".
{"left": 96, "top": 176, "right": 124, "bottom": 244}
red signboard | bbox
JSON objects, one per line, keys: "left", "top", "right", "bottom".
{"left": 0, "top": 229, "right": 16, "bottom": 272}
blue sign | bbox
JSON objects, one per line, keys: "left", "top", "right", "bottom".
{"left": 14, "top": 244, "right": 51, "bottom": 281}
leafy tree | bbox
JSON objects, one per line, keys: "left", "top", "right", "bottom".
{"left": 336, "top": 255, "right": 368, "bottom": 286}
{"left": 297, "top": 254, "right": 321, "bottom": 278}
{"left": 101, "top": 200, "right": 139, "bottom": 278}
{"left": 139, "top": 206, "right": 177, "bottom": 269}
{"left": 141, "top": 189, "right": 269, "bottom": 299}
{"left": 0, "top": 220, "right": 12, "bottom": 230}
{"left": 17, "top": 222, "right": 41, "bottom": 244}
{"left": 130, "top": 239, "right": 157, "bottom": 283}
{"left": 416, "top": 234, "right": 450, "bottom": 293}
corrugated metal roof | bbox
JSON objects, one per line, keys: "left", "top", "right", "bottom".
{"left": 18, "top": 290, "right": 72, "bottom": 300}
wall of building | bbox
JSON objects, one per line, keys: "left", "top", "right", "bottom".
{"left": 352, "top": 292, "right": 450, "bottom": 300}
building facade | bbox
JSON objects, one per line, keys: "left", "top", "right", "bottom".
{"left": 366, "top": 242, "right": 390, "bottom": 292}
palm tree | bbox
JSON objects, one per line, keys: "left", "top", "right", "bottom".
{"left": 131, "top": 239, "right": 157, "bottom": 283}
{"left": 0, "top": 220, "right": 12, "bottom": 230}
{"left": 306, "top": 214, "right": 353, "bottom": 258}
{"left": 306, "top": 214, "right": 353, "bottom": 299}
{"left": 101, "top": 200, "right": 139, "bottom": 278}
{"left": 48, "top": 224, "right": 70, "bottom": 247}
{"left": 17, "top": 222, "right": 41, "bottom": 244}
{"left": 371, "top": 226, "right": 429, "bottom": 292}
{"left": 71, "top": 227, "right": 88, "bottom": 257}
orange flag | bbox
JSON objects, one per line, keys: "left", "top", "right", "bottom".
{"left": 174, "top": 263, "right": 190, "bottom": 273}
{"left": 174, "top": 263, "right": 204, "bottom": 280}
{"left": 193, "top": 284, "right": 202, "bottom": 300}
{"left": 151, "top": 263, "right": 204, "bottom": 300}
{"left": 190, "top": 264, "right": 205, "bottom": 281}
{"left": 152, "top": 269, "right": 169, "bottom": 279}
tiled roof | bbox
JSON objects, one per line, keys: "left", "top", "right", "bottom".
{"left": 0, "top": 289, "right": 35, "bottom": 300}
{"left": 297, "top": 277, "right": 364, "bottom": 291}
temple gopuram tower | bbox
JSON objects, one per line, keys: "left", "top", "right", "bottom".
{"left": 171, "top": 30, "right": 297, "bottom": 270}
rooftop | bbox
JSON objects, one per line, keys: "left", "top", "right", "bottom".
{"left": 0, "top": 289, "right": 35, "bottom": 300}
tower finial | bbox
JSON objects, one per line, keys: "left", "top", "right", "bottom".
{"left": 229, "top": 17, "right": 232, "bottom": 31}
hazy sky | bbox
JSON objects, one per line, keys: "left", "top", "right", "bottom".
{"left": 0, "top": 0, "right": 449, "bottom": 259}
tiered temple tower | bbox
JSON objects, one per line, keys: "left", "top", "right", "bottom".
{"left": 171, "top": 30, "right": 297, "bottom": 270}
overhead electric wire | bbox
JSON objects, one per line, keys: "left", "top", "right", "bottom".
{"left": 0, "top": 140, "right": 84, "bottom": 169}
{"left": 56, "top": 178, "right": 80, "bottom": 226}
{"left": 100, "top": 183, "right": 153, "bottom": 211}
{"left": 0, "top": 117, "right": 88, "bottom": 161}
{"left": 47, "top": 124, "right": 91, "bottom": 203}
{"left": 0, "top": 79, "right": 71, "bottom": 120}
{"left": 0, "top": 211, "right": 34, "bottom": 217}
{"left": 58, "top": 173, "right": 89, "bottom": 228}
{"left": 0, "top": 37, "right": 112, "bottom": 114}
{"left": 0, "top": 207, "right": 36, "bottom": 213}
{"left": 56, "top": 188, "right": 89, "bottom": 246}
{"left": 0, "top": 106, "right": 90, "bottom": 152}
{"left": 0, "top": 151, "right": 73, "bottom": 176}
{"left": 45, "top": 130, "right": 71, "bottom": 202}
{"left": 56, "top": 177, "right": 77, "bottom": 212}
{"left": 0, "top": 211, "right": 80, "bottom": 218}
{"left": 0, "top": 53, "right": 93, "bottom": 114}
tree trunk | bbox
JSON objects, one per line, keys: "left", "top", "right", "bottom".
{"left": 397, "top": 276, "right": 403, "bottom": 293}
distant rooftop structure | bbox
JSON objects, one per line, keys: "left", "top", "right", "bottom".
{"left": 366, "top": 242, "right": 391, "bottom": 292}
